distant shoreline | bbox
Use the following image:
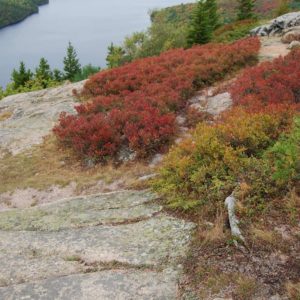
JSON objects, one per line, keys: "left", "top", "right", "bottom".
{"left": 0, "top": 0, "right": 49, "bottom": 30}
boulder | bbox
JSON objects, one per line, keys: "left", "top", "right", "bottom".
{"left": 250, "top": 11, "right": 300, "bottom": 37}
{"left": 190, "top": 92, "right": 232, "bottom": 116}
{"left": 281, "top": 26, "right": 300, "bottom": 43}
{"left": 282, "top": 25, "right": 300, "bottom": 34}
{"left": 287, "top": 40, "right": 300, "bottom": 49}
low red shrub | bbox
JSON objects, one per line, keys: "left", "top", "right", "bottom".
{"left": 54, "top": 37, "right": 260, "bottom": 160}
{"left": 231, "top": 49, "right": 300, "bottom": 112}
{"left": 53, "top": 112, "right": 122, "bottom": 159}
{"left": 123, "top": 104, "right": 176, "bottom": 157}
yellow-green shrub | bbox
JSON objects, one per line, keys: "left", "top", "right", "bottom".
{"left": 218, "top": 108, "right": 294, "bottom": 155}
{"left": 152, "top": 109, "right": 294, "bottom": 212}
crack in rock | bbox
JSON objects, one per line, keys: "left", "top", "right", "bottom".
{"left": 0, "top": 269, "right": 181, "bottom": 300}
{"left": 0, "top": 190, "right": 160, "bottom": 231}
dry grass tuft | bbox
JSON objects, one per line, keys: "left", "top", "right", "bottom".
{"left": 195, "top": 265, "right": 232, "bottom": 298}
{"left": 286, "top": 281, "right": 300, "bottom": 300}
{"left": 285, "top": 189, "right": 300, "bottom": 224}
{"left": 251, "top": 227, "right": 277, "bottom": 245}
{"left": 235, "top": 276, "right": 257, "bottom": 300}
{"left": 0, "top": 135, "right": 151, "bottom": 194}
{"left": 195, "top": 267, "right": 257, "bottom": 300}
{"left": 200, "top": 213, "right": 227, "bottom": 246}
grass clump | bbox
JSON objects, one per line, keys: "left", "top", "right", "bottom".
{"left": 234, "top": 276, "right": 257, "bottom": 300}
{"left": 286, "top": 281, "right": 300, "bottom": 300}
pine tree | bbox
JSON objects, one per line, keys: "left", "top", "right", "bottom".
{"left": 63, "top": 42, "right": 81, "bottom": 81}
{"left": 188, "top": 0, "right": 211, "bottom": 46}
{"left": 53, "top": 69, "right": 64, "bottom": 82}
{"left": 206, "top": 0, "right": 219, "bottom": 30}
{"left": 11, "top": 61, "right": 32, "bottom": 89}
{"left": 187, "top": 0, "right": 219, "bottom": 46}
{"left": 237, "top": 0, "right": 255, "bottom": 20}
{"left": 35, "top": 57, "right": 52, "bottom": 87}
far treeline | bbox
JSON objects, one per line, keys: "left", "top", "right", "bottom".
{"left": 0, "top": 42, "right": 100, "bottom": 99}
{"left": 0, "top": 0, "right": 48, "bottom": 29}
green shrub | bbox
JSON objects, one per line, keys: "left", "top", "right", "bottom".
{"left": 73, "top": 64, "right": 100, "bottom": 82}
{"left": 213, "top": 19, "right": 258, "bottom": 43}
{"left": 265, "top": 116, "right": 300, "bottom": 187}
{"left": 106, "top": 15, "right": 190, "bottom": 67}
{"left": 153, "top": 125, "right": 242, "bottom": 210}
{"left": 0, "top": 78, "right": 62, "bottom": 99}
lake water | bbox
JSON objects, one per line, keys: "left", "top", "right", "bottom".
{"left": 0, "top": 0, "right": 191, "bottom": 88}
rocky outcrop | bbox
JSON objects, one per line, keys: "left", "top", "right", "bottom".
{"left": 1, "top": 271, "right": 179, "bottom": 300}
{"left": 0, "top": 81, "right": 85, "bottom": 156}
{"left": 0, "top": 190, "right": 195, "bottom": 299}
{"left": 250, "top": 12, "right": 300, "bottom": 36}
{"left": 288, "top": 40, "right": 300, "bottom": 49}
{"left": 281, "top": 25, "right": 300, "bottom": 43}
{"left": 259, "top": 36, "right": 290, "bottom": 61}
{"left": 189, "top": 89, "right": 233, "bottom": 117}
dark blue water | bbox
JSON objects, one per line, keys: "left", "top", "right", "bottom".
{"left": 0, "top": 0, "right": 191, "bottom": 87}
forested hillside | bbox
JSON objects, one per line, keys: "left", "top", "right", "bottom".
{"left": 151, "top": 0, "right": 300, "bottom": 24}
{"left": 0, "top": 0, "right": 48, "bottom": 29}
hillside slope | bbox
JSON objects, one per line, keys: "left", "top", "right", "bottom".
{"left": 0, "top": 14, "right": 299, "bottom": 299}
{"left": 153, "top": 0, "right": 300, "bottom": 25}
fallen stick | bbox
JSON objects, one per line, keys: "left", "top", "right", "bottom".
{"left": 225, "top": 194, "right": 245, "bottom": 244}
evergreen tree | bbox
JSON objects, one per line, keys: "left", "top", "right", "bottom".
{"left": 237, "top": 0, "right": 255, "bottom": 20}
{"left": 11, "top": 61, "right": 32, "bottom": 89}
{"left": 35, "top": 57, "right": 52, "bottom": 87}
{"left": 63, "top": 42, "right": 81, "bottom": 81}
{"left": 53, "top": 69, "right": 64, "bottom": 82}
{"left": 188, "top": 0, "right": 217, "bottom": 46}
{"left": 106, "top": 43, "right": 126, "bottom": 68}
{"left": 206, "top": 0, "right": 219, "bottom": 30}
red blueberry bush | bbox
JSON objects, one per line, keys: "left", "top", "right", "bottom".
{"left": 53, "top": 37, "right": 260, "bottom": 161}
{"left": 231, "top": 49, "right": 300, "bottom": 112}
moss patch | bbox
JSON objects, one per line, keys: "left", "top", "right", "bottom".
{"left": 0, "top": 111, "right": 12, "bottom": 122}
